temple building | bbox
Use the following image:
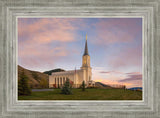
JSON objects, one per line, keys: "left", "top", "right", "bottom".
{"left": 49, "top": 35, "right": 95, "bottom": 88}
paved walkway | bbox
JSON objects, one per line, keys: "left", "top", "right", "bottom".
{"left": 32, "top": 89, "right": 54, "bottom": 92}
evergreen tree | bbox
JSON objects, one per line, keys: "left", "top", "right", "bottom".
{"left": 61, "top": 78, "right": 72, "bottom": 95}
{"left": 81, "top": 80, "right": 86, "bottom": 91}
{"left": 18, "top": 70, "right": 31, "bottom": 96}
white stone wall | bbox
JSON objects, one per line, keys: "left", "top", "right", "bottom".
{"left": 49, "top": 69, "right": 84, "bottom": 88}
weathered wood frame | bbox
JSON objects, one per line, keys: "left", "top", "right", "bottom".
{"left": 0, "top": 0, "right": 159, "bottom": 118}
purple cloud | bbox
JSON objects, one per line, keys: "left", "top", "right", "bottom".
{"left": 92, "top": 18, "right": 142, "bottom": 45}
{"left": 118, "top": 74, "right": 142, "bottom": 82}
{"left": 99, "top": 71, "right": 124, "bottom": 74}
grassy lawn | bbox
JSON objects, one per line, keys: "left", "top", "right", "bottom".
{"left": 18, "top": 88, "right": 142, "bottom": 100}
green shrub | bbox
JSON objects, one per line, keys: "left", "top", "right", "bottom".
{"left": 18, "top": 70, "right": 31, "bottom": 96}
{"left": 81, "top": 81, "right": 86, "bottom": 91}
{"left": 61, "top": 78, "right": 73, "bottom": 95}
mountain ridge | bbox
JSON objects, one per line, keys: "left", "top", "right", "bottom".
{"left": 43, "top": 68, "right": 65, "bottom": 75}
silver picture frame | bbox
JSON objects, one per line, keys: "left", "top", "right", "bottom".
{"left": 0, "top": 0, "right": 159, "bottom": 118}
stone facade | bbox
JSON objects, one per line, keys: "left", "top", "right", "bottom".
{"left": 49, "top": 35, "right": 95, "bottom": 88}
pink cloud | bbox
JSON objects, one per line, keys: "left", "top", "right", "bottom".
{"left": 126, "top": 72, "right": 141, "bottom": 75}
{"left": 100, "top": 71, "right": 124, "bottom": 74}
{"left": 18, "top": 44, "right": 69, "bottom": 71}
{"left": 92, "top": 18, "right": 142, "bottom": 45}
{"left": 18, "top": 18, "right": 142, "bottom": 79}
{"left": 119, "top": 74, "right": 142, "bottom": 82}
{"left": 18, "top": 18, "right": 82, "bottom": 71}
{"left": 18, "top": 18, "right": 77, "bottom": 45}
{"left": 108, "top": 46, "right": 142, "bottom": 69}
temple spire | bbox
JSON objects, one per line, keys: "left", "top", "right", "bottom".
{"left": 86, "top": 34, "right": 87, "bottom": 41}
{"left": 83, "top": 34, "right": 89, "bottom": 56}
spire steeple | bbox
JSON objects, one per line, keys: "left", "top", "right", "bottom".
{"left": 83, "top": 34, "right": 89, "bottom": 56}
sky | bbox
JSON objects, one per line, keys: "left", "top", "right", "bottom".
{"left": 18, "top": 18, "right": 142, "bottom": 88}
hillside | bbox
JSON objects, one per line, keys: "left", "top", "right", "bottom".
{"left": 19, "top": 88, "right": 142, "bottom": 100}
{"left": 18, "top": 65, "right": 49, "bottom": 89}
{"left": 43, "top": 68, "right": 65, "bottom": 75}
{"left": 128, "top": 87, "right": 142, "bottom": 91}
{"left": 95, "top": 82, "right": 113, "bottom": 89}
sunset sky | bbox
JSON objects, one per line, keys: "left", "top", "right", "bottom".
{"left": 18, "top": 18, "right": 142, "bottom": 88}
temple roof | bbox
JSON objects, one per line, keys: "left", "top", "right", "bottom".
{"left": 83, "top": 34, "right": 89, "bottom": 56}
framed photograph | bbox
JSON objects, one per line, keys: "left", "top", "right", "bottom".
{"left": 17, "top": 17, "right": 142, "bottom": 101}
{"left": 0, "top": 0, "right": 159, "bottom": 118}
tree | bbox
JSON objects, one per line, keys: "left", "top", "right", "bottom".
{"left": 40, "top": 78, "right": 48, "bottom": 88}
{"left": 81, "top": 80, "right": 86, "bottom": 91}
{"left": 61, "top": 78, "right": 73, "bottom": 95}
{"left": 18, "top": 70, "right": 31, "bottom": 96}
